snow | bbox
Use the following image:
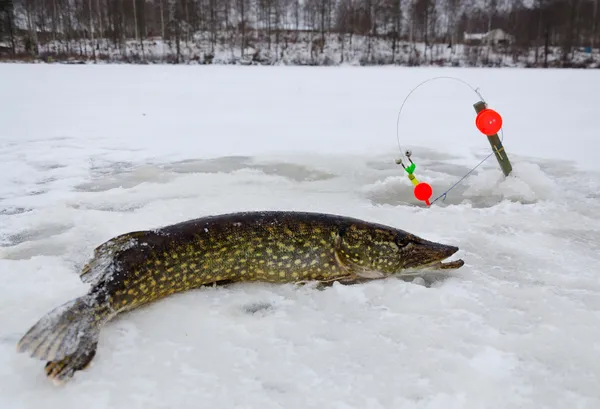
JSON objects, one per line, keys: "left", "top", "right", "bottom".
{"left": 1, "top": 64, "right": 600, "bottom": 408}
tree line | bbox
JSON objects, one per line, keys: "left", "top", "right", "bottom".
{"left": 0, "top": 0, "right": 598, "bottom": 67}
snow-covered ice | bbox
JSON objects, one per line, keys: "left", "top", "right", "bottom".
{"left": 1, "top": 64, "right": 599, "bottom": 409}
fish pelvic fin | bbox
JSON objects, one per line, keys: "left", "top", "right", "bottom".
{"left": 16, "top": 294, "right": 112, "bottom": 382}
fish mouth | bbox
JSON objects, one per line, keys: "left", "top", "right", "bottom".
{"left": 424, "top": 258, "right": 465, "bottom": 270}
{"left": 424, "top": 244, "right": 464, "bottom": 270}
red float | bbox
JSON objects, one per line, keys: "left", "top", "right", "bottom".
{"left": 475, "top": 108, "right": 503, "bottom": 136}
{"left": 414, "top": 182, "right": 433, "bottom": 206}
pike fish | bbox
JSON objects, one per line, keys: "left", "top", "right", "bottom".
{"left": 16, "top": 211, "right": 464, "bottom": 382}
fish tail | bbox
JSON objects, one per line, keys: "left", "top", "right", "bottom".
{"left": 16, "top": 294, "right": 110, "bottom": 383}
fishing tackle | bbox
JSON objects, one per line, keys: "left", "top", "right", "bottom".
{"left": 395, "top": 151, "right": 432, "bottom": 206}
{"left": 395, "top": 77, "right": 513, "bottom": 207}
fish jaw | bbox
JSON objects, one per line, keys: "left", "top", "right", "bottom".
{"left": 398, "top": 238, "right": 464, "bottom": 272}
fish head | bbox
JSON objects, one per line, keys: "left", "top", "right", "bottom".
{"left": 393, "top": 232, "right": 465, "bottom": 272}
{"left": 338, "top": 224, "right": 464, "bottom": 277}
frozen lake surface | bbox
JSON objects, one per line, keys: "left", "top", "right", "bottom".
{"left": 1, "top": 65, "right": 599, "bottom": 409}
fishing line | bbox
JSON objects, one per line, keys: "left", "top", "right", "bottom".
{"left": 394, "top": 76, "right": 507, "bottom": 206}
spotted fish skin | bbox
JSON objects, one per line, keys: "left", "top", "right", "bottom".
{"left": 103, "top": 212, "right": 354, "bottom": 310}
{"left": 16, "top": 211, "right": 464, "bottom": 383}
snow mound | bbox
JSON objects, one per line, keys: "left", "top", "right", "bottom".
{"left": 463, "top": 162, "right": 560, "bottom": 205}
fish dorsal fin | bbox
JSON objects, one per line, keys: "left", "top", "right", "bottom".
{"left": 80, "top": 231, "right": 146, "bottom": 286}
{"left": 333, "top": 228, "right": 387, "bottom": 280}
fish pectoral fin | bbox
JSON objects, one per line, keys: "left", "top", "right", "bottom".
{"left": 335, "top": 276, "right": 380, "bottom": 286}
{"left": 353, "top": 268, "right": 387, "bottom": 279}
{"left": 314, "top": 274, "right": 357, "bottom": 290}
{"left": 293, "top": 273, "right": 357, "bottom": 290}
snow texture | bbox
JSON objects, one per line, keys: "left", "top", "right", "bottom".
{"left": 1, "top": 64, "right": 599, "bottom": 409}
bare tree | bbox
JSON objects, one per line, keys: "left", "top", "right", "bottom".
{"left": 1, "top": 0, "right": 598, "bottom": 67}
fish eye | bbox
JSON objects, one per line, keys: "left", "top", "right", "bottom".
{"left": 395, "top": 235, "right": 411, "bottom": 248}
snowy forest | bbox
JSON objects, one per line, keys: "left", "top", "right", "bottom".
{"left": 0, "top": 0, "right": 598, "bottom": 67}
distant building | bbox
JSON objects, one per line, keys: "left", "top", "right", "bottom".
{"left": 484, "top": 29, "right": 514, "bottom": 45}
{"left": 464, "top": 29, "right": 514, "bottom": 46}
{"left": 463, "top": 33, "right": 486, "bottom": 44}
